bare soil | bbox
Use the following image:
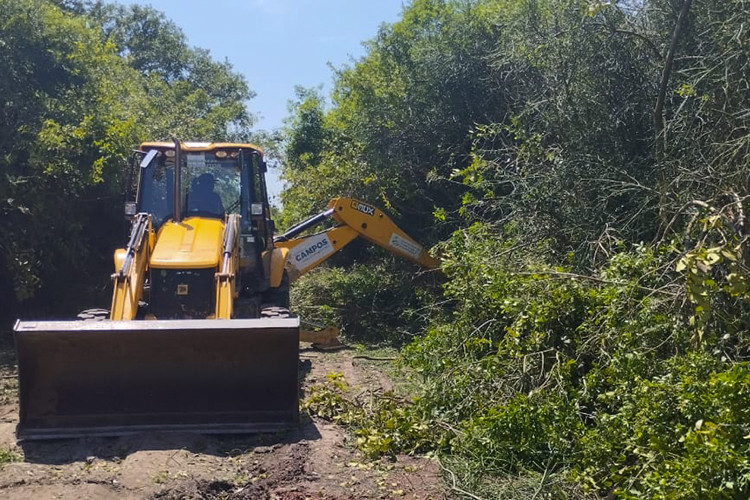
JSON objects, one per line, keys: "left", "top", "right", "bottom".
{"left": 0, "top": 337, "right": 449, "bottom": 500}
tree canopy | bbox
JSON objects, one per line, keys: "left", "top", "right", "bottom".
{"left": 0, "top": 0, "right": 254, "bottom": 313}
{"left": 283, "top": 0, "right": 750, "bottom": 496}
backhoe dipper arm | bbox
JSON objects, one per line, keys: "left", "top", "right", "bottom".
{"left": 274, "top": 197, "right": 439, "bottom": 281}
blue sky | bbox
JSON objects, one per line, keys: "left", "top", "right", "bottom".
{"left": 121, "top": 0, "right": 407, "bottom": 200}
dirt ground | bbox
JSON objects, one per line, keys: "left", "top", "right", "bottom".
{"left": 0, "top": 337, "right": 449, "bottom": 500}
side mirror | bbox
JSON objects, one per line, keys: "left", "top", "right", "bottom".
{"left": 140, "top": 149, "right": 158, "bottom": 169}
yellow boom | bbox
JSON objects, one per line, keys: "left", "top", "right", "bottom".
{"left": 275, "top": 197, "right": 439, "bottom": 282}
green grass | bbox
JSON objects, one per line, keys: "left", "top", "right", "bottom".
{"left": 0, "top": 447, "right": 22, "bottom": 465}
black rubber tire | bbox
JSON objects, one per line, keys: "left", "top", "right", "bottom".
{"left": 77, "top": 308, "right": 110, "bottom": 321}
{"left": 260, "top": 306, "right": 292, "bottom": 319}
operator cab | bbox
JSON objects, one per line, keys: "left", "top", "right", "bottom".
{"left": 132, "top": 143, "right": 248, "bottom": 226}
{"left": 124, "top": 141, "right": 276, "bottom": 319}
{"left": 126, "top": 141, "right": 273, "bottom": 233}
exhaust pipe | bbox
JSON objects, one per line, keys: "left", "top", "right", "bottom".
{"left": 173, "top": 138, "right": 182, "bottom": 223}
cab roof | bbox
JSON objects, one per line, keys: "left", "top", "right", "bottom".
{"left": 139, "top": 142, "right": 263, "bottom": 155}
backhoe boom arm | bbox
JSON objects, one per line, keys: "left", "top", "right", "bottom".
{"left": 275, "top": 197, "right": 439, "bottom": 281}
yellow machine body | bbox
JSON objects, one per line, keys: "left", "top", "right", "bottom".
{"left": 15, "top": 142, "right": 299, "bottom": 440}
{"left": 150, "top": 217, "right": 224, "bottom": 269}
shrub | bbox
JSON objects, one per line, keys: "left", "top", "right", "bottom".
{"left": 290, "top": 258, "right": 441, "bottom": 346}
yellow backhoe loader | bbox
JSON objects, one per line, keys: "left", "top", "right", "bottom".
{"left": 13, "top": 141, "right": 438, "bottom": 440}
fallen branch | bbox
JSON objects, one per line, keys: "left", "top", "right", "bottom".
{"left": 352, "top": 355, "right": 397, "bottom": 361}
{"left": 437, "top": 457, "right": 486, "bottom": 500}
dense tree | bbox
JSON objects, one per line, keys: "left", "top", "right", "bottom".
{"left": 0, "top": 0, "right": 254, "bottom": 319}
{"left": 281, "top": 0, "right": 510, "bottom": 236}
{"left": 283, "top": 0, "right": 750, "bottom": 496}
{"left": 284, "top": 86, "right": 327, "bottom": 173}
{"left": 87, "top": 1, "right": 255, "bottom": 140}
{"left": 0, "top": 0, "right": 142, "bottom": 304}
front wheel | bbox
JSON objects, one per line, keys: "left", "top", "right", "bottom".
{"left": 260, "top": 306, "right": 293, "bottom": 319}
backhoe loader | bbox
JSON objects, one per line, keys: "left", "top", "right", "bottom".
{"left": 14, "top": 141, "right": 438, "bottom": 440}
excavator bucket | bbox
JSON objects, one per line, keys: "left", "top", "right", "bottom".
{"left": 14, "top": 318, "right": 299, "bottom": 440}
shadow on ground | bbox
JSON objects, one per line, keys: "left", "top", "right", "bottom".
{"left": 19, "top": 417, "right": 322, "bottom": 465}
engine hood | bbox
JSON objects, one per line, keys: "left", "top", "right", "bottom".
{"left": 150, "top": 217, "right": 224, "bottom": 269}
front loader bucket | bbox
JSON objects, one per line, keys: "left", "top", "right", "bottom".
{"left": 14, "top": 318, "right": 299, "bottom": 440}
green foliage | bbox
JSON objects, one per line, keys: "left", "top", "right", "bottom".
{"left": 0, "top": 447, "right": 21, "bottom": 465}
{"left": 576, "top": 355, "right": 750, "bottom": 498}
{"left": 0, "top": 0, "right": 142, "bottom": 303}
{"left": 88, "top": 2, "right": 255, "bottom": 141}
{"left": 675, "top": 212, "right": 750, "bottom": 346}
{"left": 280, "top": 1, "right": 750, "bottom": 495}
{"left": 284, "top": 86, "right": 327, "bottom": 172}
{"left": 351, "top": 235, "right": 750, "bottom": 497}
{"left": 290, "top": 259, "right": 440, "bottom": 346}
{"left": 302, "top": 371, "right": 436, "bottom": 459}
{"left": 303, "top": 372, "right": 358, "bottom": 423}
{"left": 280, "top": 0, "right": 514, "bottom": 240}
{"left": 0, "top": 0, "right": 254, "bottom": 318}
